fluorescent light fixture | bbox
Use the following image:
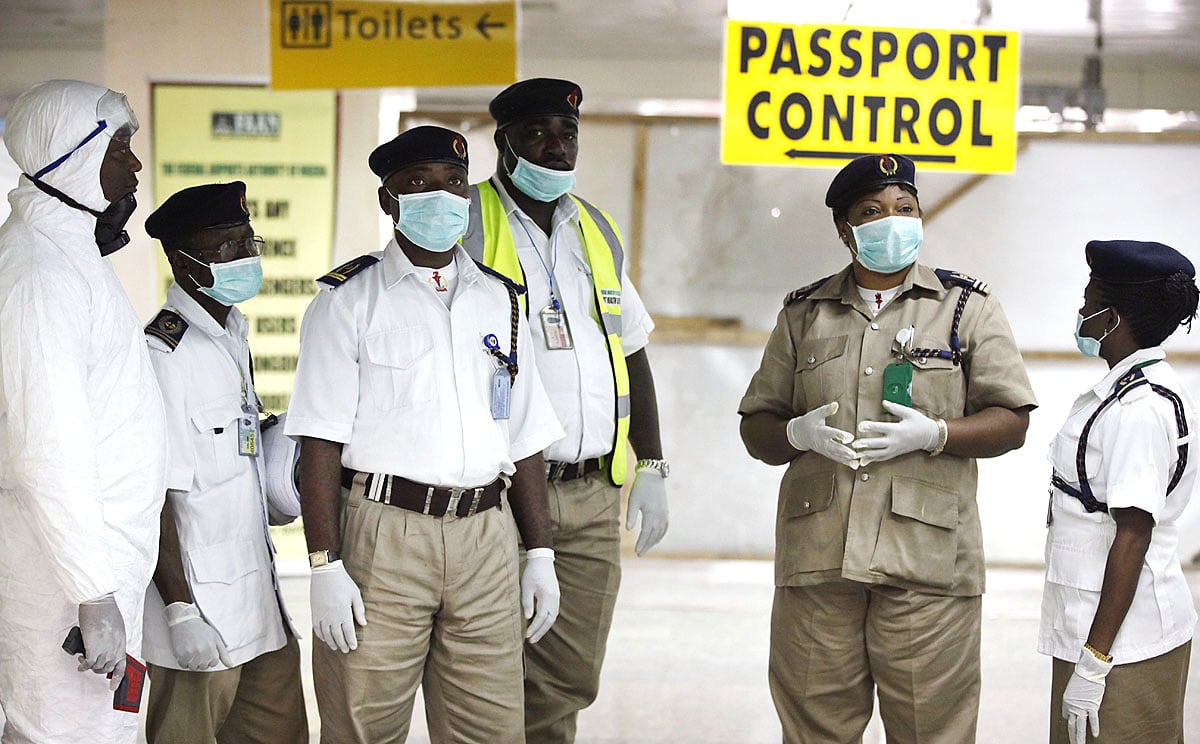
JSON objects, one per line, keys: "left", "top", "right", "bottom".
{"left": 727, "top": 0, "right": 1094, "bottom": 32}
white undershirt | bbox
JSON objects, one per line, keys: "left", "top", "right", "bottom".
{"left": 856, "top": 284, "right": 900, "bottom": 316}
{"left": 412, "top": 259, "right": 458, "bottom": 308}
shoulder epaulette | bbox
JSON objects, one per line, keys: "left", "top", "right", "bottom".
{"left": 474, "top": 261, "right": 527, "bottom": 295}
{"left": 784, "top": 275, "right": 834, "bottom": 306}
{"left": 144, "top": 309, "right": 188, "bottom": 351}
{"left": 1113, "top": 366, "right": 1151, "bottom": 401}
{"left": 935, "top": 268, "right": 990, "bottom": 295}
{"left": 317, "top": 255, "right": 381, "bottom": 288}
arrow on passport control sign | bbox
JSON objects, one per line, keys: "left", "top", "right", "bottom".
{"left": 476, "top": 11, "right": 505, "bottom": 39}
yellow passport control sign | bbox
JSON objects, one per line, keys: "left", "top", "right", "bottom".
{"left": 722, "top": 21, "right": 1020, "bottom": 173}
{"left": 270, "top": 1, "right": 516, "bottom": 89}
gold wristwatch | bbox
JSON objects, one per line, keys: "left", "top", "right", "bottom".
{"left": 308, "top": 549, "right": 340, "bottom": 568}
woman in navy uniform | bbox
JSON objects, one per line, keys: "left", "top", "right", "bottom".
{"left": 739, "top": 153, "right": 1037, "bottom": 743}
{"left": 1041, "top": 239, "right": 1199, "bottom": 744}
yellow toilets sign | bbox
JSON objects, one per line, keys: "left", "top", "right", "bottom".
{"left": 270, "top": 0, "right": 516, "bottom": 89}
{"left": 722, "top": 22, "right": 1020, "bottom": 173}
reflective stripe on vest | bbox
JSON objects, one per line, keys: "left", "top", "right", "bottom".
{"left": 464, "top": 180, "right": 631, "bottom": 486}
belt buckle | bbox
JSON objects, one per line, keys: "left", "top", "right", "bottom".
{"left": 546, "top": 462, "right": 566, "bottom": 481}
{"left": 445, "top": 488, "right": 464, "bottom": 517}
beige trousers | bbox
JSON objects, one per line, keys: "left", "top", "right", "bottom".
{"left": 1049, "top": 640, "right": 1190, "bottom": 744}
{"left": 314, "top": 479, "right": 525, "bottom": 744}
{"left": 770, "top": 580, "right": 982, "bottom": 744}
{"left": 522, "top": 472, "right": 622, "bottom": 744}
{"left": 145, "top": 633, "right": 307, "bottom": 744}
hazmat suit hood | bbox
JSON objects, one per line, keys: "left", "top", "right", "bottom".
{"left": 4, "top": 81, "right": 139, "bottom": 255}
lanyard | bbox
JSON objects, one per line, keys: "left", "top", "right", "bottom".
{"left": 514, "top": 215, "right": 562, "bottom": 311}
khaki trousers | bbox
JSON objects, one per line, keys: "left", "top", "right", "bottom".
{"left": 145, "top": 633, "right": 307, "bottom": 744}
{"left": 314, "top": 480, "right": 525, "bottom": 744}
{"left": 522, "top": 472, "right": 622, "bottom": 744}
{"left": 770, "top": 580, "right": 982, "bottom": 744}
{"left": 1049, "top": 640, "right": 1190, "bottom": 744}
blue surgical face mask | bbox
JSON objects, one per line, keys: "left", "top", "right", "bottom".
{"left": 1074, "top": 308, "right": 1118, "bottom": 358}
{"left": 390, "top": 190, "right": 469, "bottom": 252}
{"left": 505, "top": 137, "right": 576, "bottom": 202}
{"left": 182, "top": 252, "right": 263, "bottom": 305}
{"left": 850, "top": 216, "right": 923, "bottom": 274}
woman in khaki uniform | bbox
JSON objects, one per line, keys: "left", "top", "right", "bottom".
{"left": 739, "top": 154, "right": 1037, "bottom": 743}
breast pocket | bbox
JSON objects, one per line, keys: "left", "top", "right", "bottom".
{"left": 910, "top": 345, "right": 966, "bottom": 419}
{"left": 363, "top": 327, "right": 435, "bottom": 411}
{"left": 190, "top": 396, "right": 246, "bottom": 486}
{"left": 793, "top": 336, "right": 848, "bottom": 411}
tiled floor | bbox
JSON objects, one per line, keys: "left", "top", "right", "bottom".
{"left": 247, "top": 559, "right": 1200, "bottom": 744}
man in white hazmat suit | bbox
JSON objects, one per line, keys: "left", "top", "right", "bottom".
{"left": 0, "top": 79, "right": 166, "bottom": 743}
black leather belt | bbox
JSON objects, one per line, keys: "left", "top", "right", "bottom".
{"left": 545, "top": 457, "right": 603, "bottom": 482}
{"left": 341, "top": 469, "right": 502, "bottom": 518}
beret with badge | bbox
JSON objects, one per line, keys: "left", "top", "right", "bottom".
{"left": 369, "top": 125, "right": 469, "bottom": 182}
{"left": 825, "top": 153, "right": 918, "bottom": 212}
{"left": 489, "top": 78, "right": 583, "bottom": 129}
{"left": 145, "top": 181, "right": 250, "bottom": 241}
{"left": 1087, "top": 239, "right": 1196, "bottom": 284}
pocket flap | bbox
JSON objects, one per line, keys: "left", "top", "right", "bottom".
{"left": 189, "top": 395, "right": 243, "bottom": 432}
{"left": 781, "top": 470, "right": 836, "bottom": 518}
{"left": 890, "top": 478, "right": 958, "bottom": 529}
{"left": 188, "top": 540, "right": 257, "bottom": 585}
{"left": 795, "top": 336, "right": 847, "bottom": 372}
{"left": 364, "top": 327, "right": 432, "bottom": 370}
{"left": 911, "top": 344, "right": 958, "bottom": 371}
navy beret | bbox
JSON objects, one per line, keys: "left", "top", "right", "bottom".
{"left": 369, "top": 125, "right": 468, "bottom": 182}
{"left": 489, "top": 78, "right": 582, "bottom": 129}
{"left": 825, "top": 154, "right": 917, "bottom": 211}
{"left": 145, "top": 181, "right": 249, "bottom": 241}
{"left": 1087, "top": 240, "right": 1195, "bottom": 284}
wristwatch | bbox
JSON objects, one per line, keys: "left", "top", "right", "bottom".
{"left": 308, "top": 549, "right": 340, "bottom": 569}
{"left": 636, "top": 458, "right": 670, "bottom": 478}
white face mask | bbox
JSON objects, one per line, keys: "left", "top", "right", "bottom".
{"left": 850, "top": 216, "right": 923, "bottom": 274}
{"left": 389, "top": 190, "right": 470, "bottom": 252}
{"left": 1074, "top": 307, "right": 1117, "bottom": 358}
{"left": 504, "top": 137, "right": 576, "bottom": 202}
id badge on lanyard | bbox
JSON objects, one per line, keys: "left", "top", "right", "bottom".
{"left": 540, "top": 305, "right": 573, "bottom": 350}
{"left": 237, "top": 402, "right": 259, "bottom": 456}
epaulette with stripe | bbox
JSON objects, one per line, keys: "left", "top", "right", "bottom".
{"left": 784, "top": 275, "right": 834, "bottom": 306}
{"left": 317, "top": 255, "right": 381, "bottom": 288}
{"left": 144, "top": 309, "right": 188, "bottom": 351}
{"left": 474, "top": 260, "right": 527, "bottom": 295}
{"left": 935, "top": 268, "right": 989, "bottom": 295}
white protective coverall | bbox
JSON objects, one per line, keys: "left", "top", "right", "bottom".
{"left": 0, "top": 80, "right": 166, "bottom": 743}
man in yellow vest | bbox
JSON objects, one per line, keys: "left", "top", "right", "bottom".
{"left": 463, "top": 77, "right": 670, "bottom": 743}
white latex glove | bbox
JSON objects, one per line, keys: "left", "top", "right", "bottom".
{"left": 1063, "top": 648, "right": 1112, "bottom": 744}
{"left": 77, "top": 593, "right": 127, "bottom": 691}
{"left": 310, "top": 560, "right": 366, "bottom": 653}
{"left": 626, "top": 469, "right": 669, "bottom": 555}
{"left": 165, "top": 602, "right": 232, "bottom": 671}
{"left": 853, "top": 401, "right": 941, "bottom": 466}
{"left": 786, "top": 401, "right": 859, "bottom": 469}
{"left": 521, "top": 548, "right": 560, "bottom": 643}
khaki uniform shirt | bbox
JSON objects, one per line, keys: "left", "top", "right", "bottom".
{"left": 739, "top": 263, "right": 1037, "bottom": 596}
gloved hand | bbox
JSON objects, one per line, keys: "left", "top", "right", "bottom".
{"left": 853, "top": 401, "right": 941, "bottom": 466}
{"left": 521, "top": 548, "right": 560, "bottom": 644}
{"left": 165, "top": 602, "right": 232, "bottom": 671}
{"left": 310, "top": 560, "right": 367, "bottom": 654}
{"left": 1063, "top": 648, "right": 1112, "bottom": 744}
{"left": 626, "top": 469, "right": 668, "bottom": 555}
{"left": 78, "top": 593, "right": 127, "bottom": 691}
{"left": 786, "top": 401, "right": 859, "bottom": 469}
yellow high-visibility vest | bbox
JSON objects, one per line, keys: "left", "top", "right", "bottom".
{"left": 463, "top": 179, "right": 631, "bottom": 486}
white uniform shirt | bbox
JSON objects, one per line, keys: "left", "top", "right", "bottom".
{"left": 286, "top": 241, "right": 563, "bottom": 487}
{"left": 491, "top": 177, "right": 654, "bottom": 463}
{"left": 1039, "top": 346, "right": 1198, "bottom": 664}
{"left": 142, "top": 283, "right": 293, "bottom": 670}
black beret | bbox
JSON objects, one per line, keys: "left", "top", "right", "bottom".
{"left": 146, "top": 181, "right": 250, "bottom": 241}
{"left": 1087, "top": 240, "right": 1196, "bottom": 284}
{"left": 369, "top": 125, "right": 468, "bottom": 182}
{"left": 824, "top": 154, "right": 917, "bottom": 211}
{"left": 489, "top": 78, "right": 582, "bottom": 129}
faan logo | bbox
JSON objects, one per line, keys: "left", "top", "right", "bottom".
{"left": 212, "top": 112, "right": 282, "bottom": 138}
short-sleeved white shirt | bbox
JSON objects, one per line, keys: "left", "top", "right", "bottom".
{"left": 490, "top": 177, "right": 654, "bottom": 463}
{"left": 1040, "top": 346, "right": 1198, "bottom": 664}
{"left": 286, "top": 241, "right": 563, "bottom": 487}
{"left": 143, "top": 282, "right": 293, "bottom": 670}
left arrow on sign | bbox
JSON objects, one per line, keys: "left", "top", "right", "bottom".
{"left": 476, "top": 11, "right": 505, "bottom": 40}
